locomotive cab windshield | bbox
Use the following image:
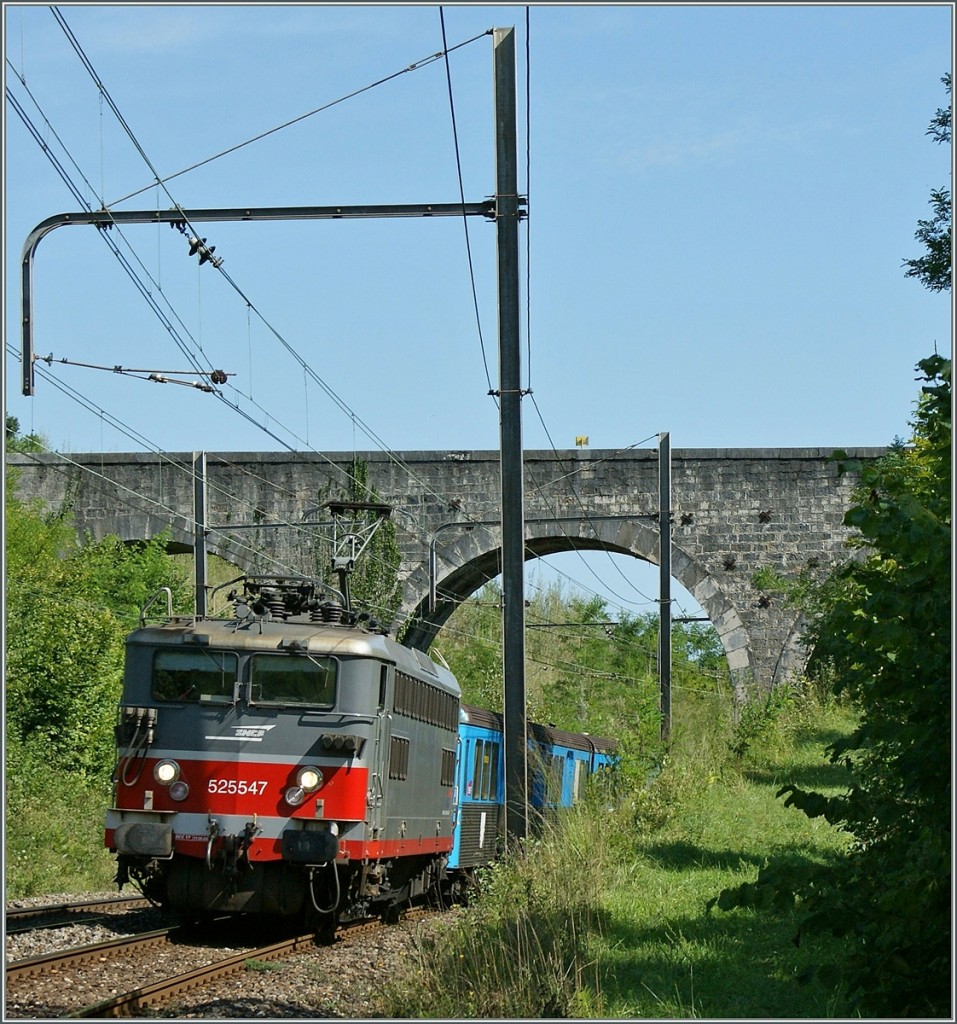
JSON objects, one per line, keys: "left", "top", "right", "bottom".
{"left": 152, "top": 648, "right": 237, "bottom": 704}
{"left": 249, "top": 653, "right": 337, "bottom": 708}
{"left": 150, "top": 646, "right": 339, "bottom": 709}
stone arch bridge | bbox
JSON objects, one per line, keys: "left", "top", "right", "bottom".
{"left": 7, "top": 447, "right": 883, "bottom": 695}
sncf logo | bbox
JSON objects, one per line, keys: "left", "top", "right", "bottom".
{"left": 205, "top": 725, "right": 277, "bottom": 742}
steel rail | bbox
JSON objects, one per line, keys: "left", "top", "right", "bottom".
{"left": 6, "top": 925, "right": 177, "bottom": 983}
{"left": 68, "top": 930, "right": 322, "bottom": 1018}
{"left": 5, "top": 896, "right": 151, "bottom": 933}
{"left": 68, "top": 907, "right": 437, "bottom": 1018}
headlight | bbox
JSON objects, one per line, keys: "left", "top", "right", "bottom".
{"left": 169, "top": 780, "right": 190, "bottom": 801}
{"left": 297, "top": 766, "right": 323, "bottom": 792}
{"left": 286, "top": 765, "right": 323, "bottom": 806}
{"left": 154, "top": 760, "right": 180, "bottom": 785}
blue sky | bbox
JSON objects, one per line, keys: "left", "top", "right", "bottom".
{"left": 3, "top": 3, "right": 953, "bottom": 619}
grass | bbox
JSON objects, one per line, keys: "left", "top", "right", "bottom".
{"left": 5, "top": 735, "right": 118, "bottom": 898}
{"left": 598, "top": 740, "right": 853, "bottom": 1017}
{"left": 5, "top": 678, "right": 861, "bottom": 1017}
{"left": 380, "top": 685, "right": 859, "bottom": 1019}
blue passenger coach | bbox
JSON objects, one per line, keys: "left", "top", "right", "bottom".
{"left": 450, "top": 704, "right": 503, "bottom": 871}
{"left": 448, "top": 704, "right": 616, "bottom": 872}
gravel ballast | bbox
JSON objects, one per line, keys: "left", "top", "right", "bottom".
{"left": 5, "top": 891, "right": 443, "bottom": 1019}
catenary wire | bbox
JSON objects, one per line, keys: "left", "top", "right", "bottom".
{"left": 8, "top": 343, "right": 419, "bottom": 601}
{"left": 10, "top": 342, "right": 473, "bottom": 627}
{"left": 16, "top": 15, "right": 703, "bottom": 629}
{"left": 8, "top": 350, "right": 330, "bottom": 576}
{"left": 9, "top": 29, "right": 490, "bottom": 534}
{"left": 506, "top": 12, "right": 671, "bottom": 613}
{"left": 439, "top": 6, "right": 494, "bottom": 396}
{"left": 106, "top": 29, "right": 493, "bottom": 208}
{"left": 47, "top": 6, "right": 491, "bottom": 525}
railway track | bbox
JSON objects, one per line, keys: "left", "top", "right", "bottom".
{"left": 6, "top": 895, "right": 151, "bottom": 935}
{"left": 71, "top": 929, "right": 323, "bottom": 1018}
{"left": 6, "top": 904, "right": 437, "bottom": 1019}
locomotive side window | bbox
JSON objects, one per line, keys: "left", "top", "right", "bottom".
{"left": 378, "top": 665, "right": 388, "bottom": 711}
{"left": 441, "top": 747, "right": 456, "bottom": 788}
{"left": 249, "top": 654, "right": 336, "bottom": 708}
{"left": 393, "top": 670, "right": 458, "bottom": 731}
{"left": 152, "top": 649, "right": 238, "bottom": 703}
{"left": 389, "top": 736, "right": 410, "bottom": 780}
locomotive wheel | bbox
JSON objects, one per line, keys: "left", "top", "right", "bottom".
{"left": 301, "top": 896, "right": 338, "bottom": 944}
{"left": 314, "top": 911, "right": 338, "bottom": 945}
{"left": 381, "top": 900, "right": 409, "bottom": 925}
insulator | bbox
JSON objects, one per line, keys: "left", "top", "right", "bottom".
{"left": 321, "top": 601, "right": 343, "bottom": 624}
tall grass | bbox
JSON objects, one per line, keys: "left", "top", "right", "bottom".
{"left": 388, "top": 808, "right": 611, "bottom": 1018}
{"left": 381, "top": 683, "right": 859, "bottom": 1019}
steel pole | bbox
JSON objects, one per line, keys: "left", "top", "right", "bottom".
{"left": 193, "top": 451, "right": 208, "bottom": 617}
{"left": 494, "top": 26, "right": 527, "bottom": 843}
{"left": 658, "top": 432, "right": 672, "bottom": 742}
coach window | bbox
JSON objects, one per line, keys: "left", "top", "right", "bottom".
{"left": 486, "top": 741, "right": 499, "bottom": 800}
{"left": 573, "top": 758, "right": 587, "bottom": 802}
{"left": 250, "top": 654, "right": 337, "bottom": 708}
{"left": 152, "top": 649, "right": 238, "bottom": 703}
{"left": 472, "top": 740, "right": 499, "bottom": 801}
{"left": 547, "top": 754, "right": 564, "bottom": 805}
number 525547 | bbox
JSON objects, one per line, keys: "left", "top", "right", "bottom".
{"left": 207, "top": 778, "right": 268, "bottom": 795}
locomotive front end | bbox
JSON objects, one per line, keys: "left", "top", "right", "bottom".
{"left": 106, "top": 576, "right": 460, "bottom": 931}
{"left": 106, "top": 589, "right": 381, "bottom": 923}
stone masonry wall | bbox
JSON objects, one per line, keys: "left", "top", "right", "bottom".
{"left": 7, "top": 447, "right": 883, "bottom": 693}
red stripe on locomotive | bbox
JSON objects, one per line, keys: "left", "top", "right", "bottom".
{"left": 115, "top": 756, "right": 368, "bottom": 820}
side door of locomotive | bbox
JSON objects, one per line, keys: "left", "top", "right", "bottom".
{"left": 367, "top": 663, "right": 393, "bottom": 840}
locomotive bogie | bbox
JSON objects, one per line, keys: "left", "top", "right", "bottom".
{"left": 165, "top": 857, "right": 312, "bottom": 916}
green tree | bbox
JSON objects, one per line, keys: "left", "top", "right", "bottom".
{"left": 434, "top": 582, "right": 505, "bottom": 711}
{"left": 742, "top": 359, "right": 950, "bottom": 1016}
{"left": 5, "top": 486, "right": 190, "bottom": 777}
{"left": 903, "top": 73, "right": 951, "bottom": 292}
{"left": 5, "top": 414, "right": 45, "bottom": 453}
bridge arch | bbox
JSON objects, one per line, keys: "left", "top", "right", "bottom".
{"left": 398, "top": 517, "right": 758, "bottom": 698}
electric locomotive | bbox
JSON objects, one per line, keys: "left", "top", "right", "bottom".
{"left": 105, "top": 574, "right": 460, "bottom": 931}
